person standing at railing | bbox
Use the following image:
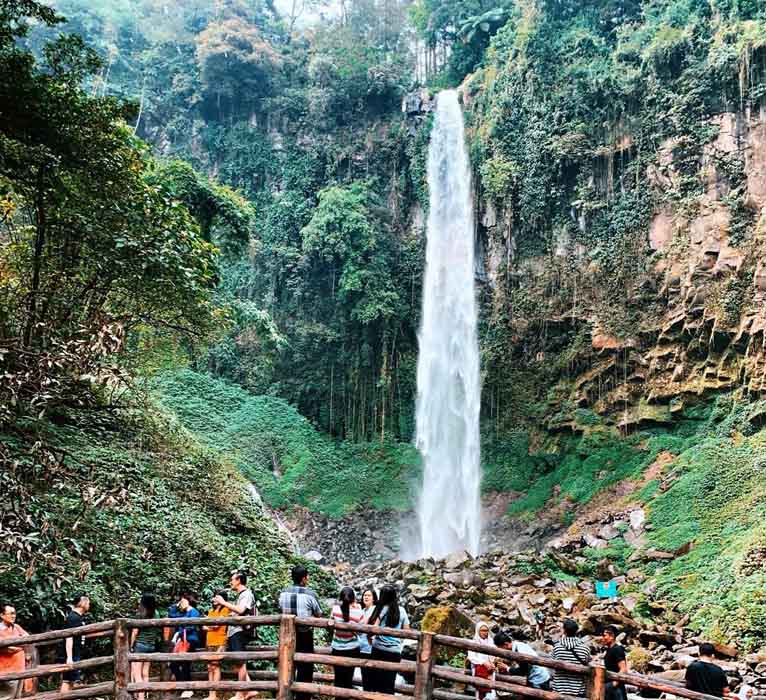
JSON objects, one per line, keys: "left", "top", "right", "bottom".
{"left": 328, "top": 587, "right": 364, "bottom": 689}
{"left": 550, "top": 619, "right": 591, "bottom": 697}
{"left": 169, "top": 592, "right": 201, "bottom": 698}
{"left": 601, "top": 625, "right": 628, "bottom": 700}
{"left": 367, "top": 584, "right": 410, "bottom": 695}
{"left": 278, "top": 566, "right": 322, "bottom": 700}
{"left": 685, "top": 643, "right": 730, "bottom": 698}
{"left": 213, "top": 572, "right": 256, "bottom": 700}
{"left": 203, "top": 590, "right": 233, "bottom": 700}
{"left": 467, "top": 621, "right": 495, "bottom": 700}
{"left": 493, "top": 630, "right": 551, "bottom": 691}
{"left": 359, "top": 589, "right": 378, "bottom": 692}
{"left": 59, "top": 594, "right": 91, "bottom": 694}
{"left": 0, "top": 604, "right": 28, "bottom": 700}
{"left": 130, "top": 594, "right": 161, "bottom": 700}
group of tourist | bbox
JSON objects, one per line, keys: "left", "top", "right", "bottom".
{"left": 0, "top": 572, "right": 736, "bottom": 700}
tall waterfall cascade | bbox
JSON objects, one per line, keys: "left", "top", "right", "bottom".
{"left": 414, "top": 90, "right": 482, "bottom": 559}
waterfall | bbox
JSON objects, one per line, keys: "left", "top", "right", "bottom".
{"left": 414, "top": 90, "right": 482, "bottom": 559}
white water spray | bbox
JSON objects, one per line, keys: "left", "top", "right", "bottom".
{"left": 414, "top": 90, "right": 482, "bottom": 559}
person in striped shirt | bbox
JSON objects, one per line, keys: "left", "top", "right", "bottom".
{"left": 551, "top": 619, "right": 592, "bottom": 697}
{"left": 329, "top": 588, "right": 365, "bottom": 688}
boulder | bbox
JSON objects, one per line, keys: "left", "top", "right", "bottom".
{"left": 303, "top": 550, "right": 325, "bottom": 563}
{"left": 444, "top": 551, "right": 471, "bottom": 570}
{"left": 644, "top": 549, "right": 675, "bottom": 561}
{"left": 713, "top": 642, "right": 738, "bottom": 659}
{"left": 599, "top": 524, "right": 621, "bottom": 541}
{"left": 420, "top": 606, "right": 475, "bottom": 660}
{"left": 584, "top": 533, "right": 609, "bottom": 549}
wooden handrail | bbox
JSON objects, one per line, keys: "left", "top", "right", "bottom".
{"left": 2, "top": 613, "right": 729, "bottom": 700}
{"left": 0, "top": 655, "right": 113, "bottom": 683}
{"left": 128, "top": 651, "right": 278, "bottom": 663}
{"left": 294, "top": 652, "right": 416, "bottom": 672}
{"left": 126, "top": 614, "right": 282, "bottom": 628}
{"left": 300, "top": 616, "right": 421, "bottom": 640}
{"left": 0, "top": 621, "right": 115, "bottom": 649}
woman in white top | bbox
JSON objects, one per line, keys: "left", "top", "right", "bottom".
{"left": 358, "top": 589, "right": 378, "bottom": 692}
{"left": 467, "top": 621, "right": 495, "bottom": 700}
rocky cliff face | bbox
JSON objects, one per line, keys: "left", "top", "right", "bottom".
{"left": 472, "top": 100, "right": 766, "bottom": 430}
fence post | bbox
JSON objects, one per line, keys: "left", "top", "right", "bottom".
{"left": 590, "top": 666, "right": 605, "bottom": 700}
{"left": 413, "top": 632, "right": 435, "bottom": 700}
{"left": 22, "top": 644, "right": 39, "bottom": 696}
{"left": 114, "top": 619, "right": 131, "bottom": 700}
{"left": 277, "top": 616, "right": 296, "bottom": 700}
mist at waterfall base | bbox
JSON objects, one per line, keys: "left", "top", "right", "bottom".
{"left": 401, "top": 90, "right": 482, "bottom": 561}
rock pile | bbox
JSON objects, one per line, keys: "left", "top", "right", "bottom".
{"left": 329, "top": 544, "right": 765, "bottom": 695}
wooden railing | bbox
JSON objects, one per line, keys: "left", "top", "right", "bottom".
{"left": 0, "top": 615, "right": 724, "bottom": 700}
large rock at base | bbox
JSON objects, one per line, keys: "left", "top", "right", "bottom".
{"left": 444, "top": 551, "right": 472, "bottom": 569}
{"left": 421, "top": 606, "right": 476, "bottom": 660}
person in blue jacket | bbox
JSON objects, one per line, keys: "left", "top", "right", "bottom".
{"left": 169, "top": 592, "right": 201, "bottom": 696}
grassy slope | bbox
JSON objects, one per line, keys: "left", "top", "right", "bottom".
{"left": 151, "top": 369, "right": 421, "bottom": 517}
{"left": 505, "top": 397, "right": 766, "bottom": 650}
{"left": 0, "top": 404, "right": 309, "bottom": 628}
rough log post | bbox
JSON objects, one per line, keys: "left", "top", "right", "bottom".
{"left": 277, "top": 615, "right": 297, "bottom": 700}
{"left": 413, "top": 632, "right": 435, "bottom": 700}
{"left": 23, "top": 644, "right": 39, "bottom": 696}
{"left": 590, "top": 666, "right": 605, "bottom": 700}
{"left": 114, "top": 620, "right": 131, "bottom": 700}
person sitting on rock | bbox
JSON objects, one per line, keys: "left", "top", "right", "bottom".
{"left": 551, "top": 619, "right": 591, "bottom": 697}
{"left": 685, "top": 643, "right": 730, "bottom": 698}
{"left": 467, "top": 621, "right": 495, "bottom": 699}
{"left": 493, "top": 630, "right": 551, "bottom": 691}
{"left": 601, "top": 625, "right": 628, "bottom": 700}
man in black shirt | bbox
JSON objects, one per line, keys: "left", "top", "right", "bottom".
{"left": 602, "top": 625, "right": 628, "bottom": 700}
{"left": 60, "top": 594, "right": 90, "bottom": 693}
{"left": 686, "top": 643, "right": 730, "bottom": 698}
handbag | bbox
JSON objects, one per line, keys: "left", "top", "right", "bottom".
{"left": 173, "top": 629, "right": 190, "bottom": 654}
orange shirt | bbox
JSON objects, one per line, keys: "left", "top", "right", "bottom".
{"left": 205, "top": 608, "right": 231, "bottom": 647}
{"left": 0, "top": 623, "right": 28, "bottom": 674}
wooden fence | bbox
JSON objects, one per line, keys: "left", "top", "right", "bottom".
{"left": 0, "top": 615, "right": 723, "bottom": 700}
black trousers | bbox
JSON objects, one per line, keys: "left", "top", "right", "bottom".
{"left": 370, "top": 647, "right": 401, "bottom": 694}
{"left": 332, "top": 647, "right": 359, "bottom": 689}
{"left": 360, "top": 652, "right": 374, "bottom": 692}
{"left": 295, "top": 629, "right": 314, "bottom": 700}
{"left": 170, "top": 641, "right": 197, "bottom": 682}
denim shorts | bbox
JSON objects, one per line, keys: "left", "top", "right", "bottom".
{"left": 133, "top": 641, "right": 156, "bottom": 654}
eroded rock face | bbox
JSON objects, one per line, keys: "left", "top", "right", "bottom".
{"left": 475, "top": 107, "right": 766, "bottom": 425}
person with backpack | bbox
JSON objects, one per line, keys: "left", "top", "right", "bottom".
{"left": 368, "top": 585, "right": 410, "bottom": 694}
{"left": 213, "top": 573, "right": 256, "bottom": 700}
{"left": 329, "top": 587, "right": 365, "bottom": 688}
{"left": 551, "top": 619, "right": 591, "bottom": 697}
{"left": 169, "top": 592, "right": 201, "bottom": 697}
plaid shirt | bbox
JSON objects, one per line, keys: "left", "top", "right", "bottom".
{"left": 278, "top": 585, "right": 322, "bottom": 618}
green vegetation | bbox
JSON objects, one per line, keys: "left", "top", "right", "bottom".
{"left": 0, "top": 402, "right": 309, "bottom": 628}
{"left": 152, "top": 369, "right": 420, "bottom": 517}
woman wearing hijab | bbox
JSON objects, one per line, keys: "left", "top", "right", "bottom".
{"left": 467, "top": 621, "right": 496, "bottom": 700}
